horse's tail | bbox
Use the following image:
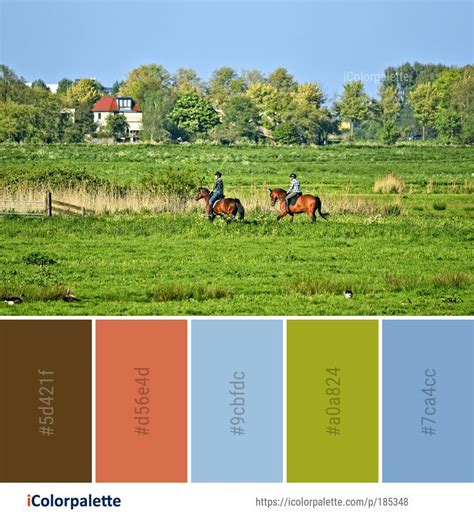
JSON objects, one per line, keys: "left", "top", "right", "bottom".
{"left": 235, "top": 199, "right": 245, "bottom": 220}
{"left": 316, "top": 196, "right": 329, "bottom": 220}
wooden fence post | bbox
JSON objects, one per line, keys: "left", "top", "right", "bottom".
{"left": 45, "top": 191, "right": 52, "bottom": 217}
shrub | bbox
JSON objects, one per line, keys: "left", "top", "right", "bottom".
{"left": 432, "top": 201, "right": 446, "bottom": 211}
{"left": 0, "top": 167, "right": 108, "bottom": 193}
{"left": 273, "top": 123, "right": 302, "bottom": 145}
{"left": 22, "top": 251, "right": 57, "bottom": 266}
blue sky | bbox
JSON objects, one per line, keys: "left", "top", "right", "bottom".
{"left": 0, "top": 1, "right": 472, "bottom": 99}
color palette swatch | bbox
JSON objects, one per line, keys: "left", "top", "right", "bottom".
{"left": 1, "top": 318, "right": 472, "bottom": 484}
{"left": 287, "top": 320, "right": 378, "bottom": 482}
{"left": 383, "top": 320, "right": 474, "bottom": 482}
{"left": 191, "top": 320, "right": 283, "bottom": 482}
{"left": 96, "top": 320, "right": 187, "bottom": 482}
{"left": 0, "top": 320, "right": 92, "bottom": 482}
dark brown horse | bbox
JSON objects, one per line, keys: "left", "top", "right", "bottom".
{"left": 269, "top": 188, "right": 328, "bottom": 223}
{"left": 195, "top": 187, "right": 245, "bottom": 222}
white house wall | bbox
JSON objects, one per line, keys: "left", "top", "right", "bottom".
{"left": 94, "top": 112, "right": 143, "bottom": 132}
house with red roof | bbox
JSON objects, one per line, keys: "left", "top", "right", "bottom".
{"left": 92, "top": 96, "right": 143, "bottom": 141}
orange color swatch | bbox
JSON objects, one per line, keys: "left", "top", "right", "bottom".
{"left": 96, "top": 320, "right": 187, "bottom": 482}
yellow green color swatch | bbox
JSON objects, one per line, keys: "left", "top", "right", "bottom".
{"left": 287, "top": 320, "right": 378, "bottom": 482}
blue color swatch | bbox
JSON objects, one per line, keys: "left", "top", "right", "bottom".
{"left": 191, "top": 320, "right": 283, "bottom": 482}
{"left": 383, "top": 320, "right": 473, "bottom": 482}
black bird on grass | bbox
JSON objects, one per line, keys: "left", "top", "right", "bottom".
{"left": 3, "top": 294, "right": 24, "bottom": 305}
{"left": 62, "top": 289, "right": 80, "bottom": 302}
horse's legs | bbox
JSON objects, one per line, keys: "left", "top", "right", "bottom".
{"left": 307, "top": 207, "right": 316, "bottom": 223}
{"left": 277, "top": 213, "right": 286, "bottom": 221}
{"left": 290, "top": 215, "right": 294, "bottom": 223}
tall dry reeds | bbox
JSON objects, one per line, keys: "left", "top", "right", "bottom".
{"left": 373, "top": 172, "right": 405, "bottom": 194}
{"left": 0, "top": 186, "right": 403, "bottom": 217}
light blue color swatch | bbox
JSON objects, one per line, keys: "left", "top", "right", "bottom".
{"left": 383, "top": 320, "right": 473, "bottom": 482}
{"left": 192, "top": 320, "right": 282, "bottom": 482}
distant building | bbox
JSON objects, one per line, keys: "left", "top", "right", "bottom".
{"left": 92, "top": 96, "right": 143, "bottom": 141}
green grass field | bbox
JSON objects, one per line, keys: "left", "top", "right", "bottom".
{"left": 0, "top": 143, "right": 473, "bottom": 315}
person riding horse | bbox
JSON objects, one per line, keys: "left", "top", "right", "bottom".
{"left": 209, "top": 171, "right": 224, "bottom": 214}
{"left": 286, "top": 173, "right": 302, "bottom": 213}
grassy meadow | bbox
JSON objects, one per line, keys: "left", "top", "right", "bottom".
{"left": 0, "top": 143, "right": 473, "bottom": 315}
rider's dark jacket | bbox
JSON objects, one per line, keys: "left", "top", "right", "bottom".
{"left": 213, "top": 178, "right": 224, "bottom": 196}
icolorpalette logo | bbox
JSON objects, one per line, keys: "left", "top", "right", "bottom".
{"left": 27, "top": 494, "right": 121, "bottom": 510}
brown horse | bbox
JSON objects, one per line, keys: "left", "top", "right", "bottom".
{"left": 195, "top": 187, "right": 245, "bottom": 222}
{"left": 269, "top": 188, "right": 328, "bottom": 223}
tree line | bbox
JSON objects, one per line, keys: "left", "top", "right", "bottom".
{"left": 0, "top": 62, "right": 472, "bottom": 144}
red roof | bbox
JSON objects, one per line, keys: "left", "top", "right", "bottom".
{"left": 132, "top": 104, "right": 142, "bottom": 112}
{"left": 92, "top": 96, "right": 118, "bottom": 112}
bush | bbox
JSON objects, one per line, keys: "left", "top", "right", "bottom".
{"left": 273, "top": 123, "right": 302, "bottom": 145}
{"left": 22, "top": 251, "right": 57, "bottom": 266}
{"left": 0, "top": 167, "right": 108, "bottom": 193}
{"left": 433, "top": 201, "right": 446, "bottom": 211}
{"left": 140, "top": 165, "right": 200, "bottom": 201}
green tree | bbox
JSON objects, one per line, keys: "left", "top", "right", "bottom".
{"left": 63, "top": 104, "right": 96, "bottom": 142}
{"left": 32, "top": 79, "right": 49, "bottom": 91}
{"left": 173, "top": 68, "right": 205, "bottom": 93}
{"left": 220, "top": 95, "right": 261, "bottom": 142}
{"left": 169, "top": 91, "right": 220, "bottom": 136}
{"left": 413, "top": 62, "right": 448, "bottom": 86}
{"left": 451, "top": 66, "right": 474, "bottom": 143}
{"left": 242, "top": 69, "right": 266, "bottom": 88}
{"left": 292, "top": 83, "right": 325, "bottom": 109}
{"left": 379, "top": 85, "right": 401, "bottom": 143}
{"left": 111, "top": 80, "right": 123, "bottom": 95}
{"left": 246, "top": 82, "right": 290, "bottom": 129}
{"left": 0, "top": 101, "right": 37, "bottom": 142}
{"left": 0, "top": 65, "right": 30, "bottom": 103}
{"left": 435, "top": 109, "right": 462, "bottom": 142}
{"left": 65, "top": 78, "right": 103, "bottom": 107}
{"left": 208, "top": 67, "right": 246, "bottom": 108}
{"left": 141, "top": 89, "right": 179, "bottom": 142}
{"left": 335, "top": 81, "right": 371, "bottom": 137}
{"left": 119, "top": 64, "right": 171, "bottom": 105}
{"left": 382, "top": 63, "right": 416, "bottom": 102}
{"left": 103, "top": 113, "right": 129, "bottom": 140}
{"left": 272, "top": 122, "right": 302, "bottom": 145}
{"left": 408, "top": 82, "right": 441, "bottom": 139}
{"left": 57, "top": 78, "right": 73, "bottom": 95}
{"left": 284, "top": 104, "right": 334, "bottom": 145}
{"left": 268, "top": 68, "right": 297, "bottom": 92}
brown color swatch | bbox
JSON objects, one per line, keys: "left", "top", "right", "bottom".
{"left": 0, "top": 320, "right": 92, "bottom": 482}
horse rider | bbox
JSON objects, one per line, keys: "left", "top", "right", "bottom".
{"left": 286, "top": 172, "right": 302, "bottom": 213}
{"left": 209, "top": 171, "right": 224, "bottom": 212}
